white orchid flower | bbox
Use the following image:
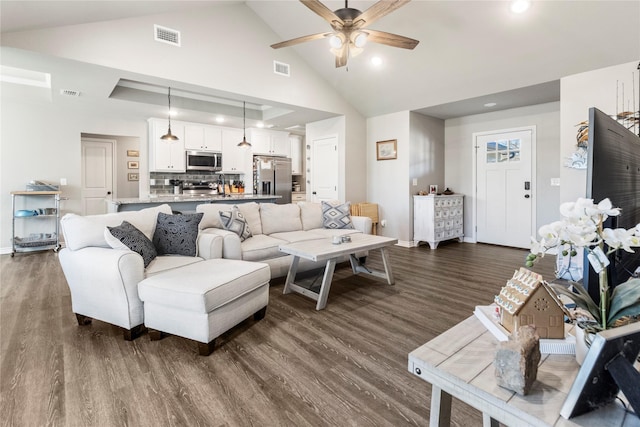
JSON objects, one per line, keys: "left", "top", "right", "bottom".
{"left": 596, "top": 198, "right": 621, "bottom": 216}
{"left": 530, "top": 237, "right": 546, "bottom": 256}
{"left": 559, "top": 200, "right": 583, "bottom": 219}
{"left": 603, "top": 228, "right": 638, "bottom": 253}
{"left": 537, "top": 221, "right": 562, "bottom": 246}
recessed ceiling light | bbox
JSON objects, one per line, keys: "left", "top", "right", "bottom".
{"left": 256, "top": 122, "right": 265, "bottom": 128}
{"left": 169, "top": 110, "right": 178, "bottom": 117}
{"left": 484, "top": 102, "right": 497, "bottom": 107}
{"left": 371, "top": 56, "right": 383, "bottom": 67}
{"left": 510, "top": 0, "right": 531, "bottom": 14}
{"left": 215, "top": 116, "right": 225, "bottom": 123}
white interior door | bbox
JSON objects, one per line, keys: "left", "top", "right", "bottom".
{"left": 475, "top": 128, "right": 535, "bottom": 248}
{"left": 81, "top": 137, "right": 114, "bottom": 215}
{"left": 311, "top": 135, "right": 338, "bottom": 202}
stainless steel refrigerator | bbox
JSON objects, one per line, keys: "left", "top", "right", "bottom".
{"left": 253, "top": 156, "right": 292, "bottom": 204}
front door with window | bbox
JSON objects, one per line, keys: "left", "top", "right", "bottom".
{"left": 475, "top": 128, "right": 535, "bottom": 248}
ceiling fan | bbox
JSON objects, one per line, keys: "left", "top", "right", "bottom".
{"left": 271, "top": 0, "right": 419, "bottom": 68}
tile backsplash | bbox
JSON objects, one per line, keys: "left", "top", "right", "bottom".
{"left": 150, "top": 172, "right": 241, "bottom": 195}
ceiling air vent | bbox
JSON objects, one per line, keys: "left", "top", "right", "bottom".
{"left": 273, "top": 61, "right": 290, "bottom": 77}
{"left": 60, "top": 89, "right": 80, "bottom": 97}
{"left": 154, "top": 24, "right": 181, "bottom": 47}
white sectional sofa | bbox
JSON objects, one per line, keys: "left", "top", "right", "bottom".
{"left": 197, "top": 201, "right": 372, "bottom": 279}
{"left": 58, "top": 204, "right": 223, "bottom": 340}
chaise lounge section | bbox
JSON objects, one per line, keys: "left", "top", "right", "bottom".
{"left": 58, "top": 204, "right": 224, "bottom": 340}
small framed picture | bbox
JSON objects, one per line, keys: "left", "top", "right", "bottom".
{"left": 429, "top": 185, "right": 438, "bottom": 195}
{"left": 127, "top": 150, "right": 139, "bottom": 157}
{"left": 127, "top": 161, "right": 139, "bottom": 169}
{"left": 128, "top": 173, "right": 139, "bottom": 181}
{"left": 376, "top": 139, "right": 397, "bottom": 160}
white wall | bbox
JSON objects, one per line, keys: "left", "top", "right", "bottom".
{"left": 1, "top": 3, "right": 361, "bottom": 125}
{"left": 444, "top": 102, "right": 561, "bottom": 242}
{"left": 409, "top": 113, "right": 445, "bottom": 243}
{"left": 366, "top": 111, "right": 412, "bottom": 244}
{"left": 560, "top": 60, "right": 639, "bottom": 203}
{"left": 0, "top": 95, "right": 149, "bottom": 252}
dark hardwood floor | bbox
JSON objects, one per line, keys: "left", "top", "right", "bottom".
{"left": 0, "top": 242, "right": 556, "bottom": 426}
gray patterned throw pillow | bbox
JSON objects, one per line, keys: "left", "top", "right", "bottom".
{"left": 321, "top": 201, "right": 354, "bottom": 229}
{"left": 219, "top": 205, "right": 252, "bottom": 242}
{"left": 152, "top": 212, "right": 203, "bottom": 257}
{"left": 106, "top": 221, "right": 157, "bottom": 267}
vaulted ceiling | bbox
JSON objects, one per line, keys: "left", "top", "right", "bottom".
{"left": 1, "top": 1, "right": 639, "bottom": 123}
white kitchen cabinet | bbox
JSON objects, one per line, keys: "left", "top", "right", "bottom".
{"left": 149, "top": 119, "right": 185, "bottom": 172}
{"left": 414, "top": 194, "right": 464, "bottom": 249}
{"left": 184, "top": 124, "right": 222, "bottom": 151}
{"left": 221, "top": 128, "right": 251, "bottom": 175}
{"left": 290, "top": 135, "right": 303, "bottom": 175}
{"left": 249, "top": 129, "right": 290, "bottom": 157}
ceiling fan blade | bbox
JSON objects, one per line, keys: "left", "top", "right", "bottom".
{"left": 354, "top": 0, "right": 411, "bottom": 28}
{"left": 365, "top": 29, "right": 419, "bottom": 49}
{"left": 300, "top": 0, "right": 344, "bottom": 26}
{"left": 271, "top": 32, "right": 331, "bottom": 49}
{"left": 333, "top": 45, "right": 348, "bottom": 68}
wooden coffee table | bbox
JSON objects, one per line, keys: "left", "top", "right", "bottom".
{"left": 279, "top": 233, "right": 397, "bottom": 310}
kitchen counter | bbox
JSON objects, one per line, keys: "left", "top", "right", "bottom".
{"left": 106, "top": 194, "right": 281, "bottom": 213}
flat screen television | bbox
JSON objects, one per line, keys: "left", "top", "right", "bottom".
{"left": 584, "top": 107, "right": 640, "bottom": 301}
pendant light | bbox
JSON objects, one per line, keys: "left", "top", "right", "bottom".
{"left": 237, "top": 101, "right": 251, "bottom": 148}
{"left": 161, "top": 87, "right": 178, "bottom": 141}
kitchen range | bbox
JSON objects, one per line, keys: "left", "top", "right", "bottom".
{"left": 181, "top": 181, "right": 219, "bottom": 196}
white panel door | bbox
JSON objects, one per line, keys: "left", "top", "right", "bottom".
{"left": 311, "top": 136, "right": 338, "bottom": 202}
{"left": 81, "top": 138, "right": 114, "bottom": 215}
{"left": 475, "top": 128, "right": 534, "bottom": 248}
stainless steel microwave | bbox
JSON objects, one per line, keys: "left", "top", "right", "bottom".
{"left": 185, "top": 150, "right": 222, "bottom": 171}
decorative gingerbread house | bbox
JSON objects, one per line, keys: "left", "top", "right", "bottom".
{"left": 494, "top": 268, "right": 569, "bottom": 339}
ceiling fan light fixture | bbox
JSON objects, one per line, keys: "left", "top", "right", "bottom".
{"left": 160, "top": 86, "right": 179, "bottom": 141}
{"left": 329, "top": 34, "right": 343, "bottom": 49}
{"left": 353, "top": 32, "right": 367, "bottom": 48}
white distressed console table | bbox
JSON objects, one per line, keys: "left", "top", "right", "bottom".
{"left": 408, "top": 316, "right": 639, "bottom": 427}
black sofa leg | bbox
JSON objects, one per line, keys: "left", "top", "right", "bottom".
{"left": 75, "top": 314, "right": 92, "bottom": 325}
{"left": 254, "top": 306, "right": 267, "bottom": 321}
{"left": 123, "top": 324, "right": 146, "bottom": 341}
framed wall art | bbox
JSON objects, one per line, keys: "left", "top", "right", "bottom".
{"left": 127, "top": 161, "right": 139, "bottom": 169}
{"left": 127, "top": 150, "right": 139, "bottom": 157}
{"left": 376, "top": 139, "right": 397, "bottom": 160}
{"left": 128, "top": 173, "right": 139, "bottom": 181}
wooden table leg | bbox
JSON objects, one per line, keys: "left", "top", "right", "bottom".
{"left": 430, "top": 385, "right": 452, "bottom": 427}
{"left": 379, "top": 247, "right": 395, "bottom": 285}
{"left": 283, "top": 255, "right": 300, "bottom": 295}
{"left": 315, "top": 258, "right": 337, "bottom": 310}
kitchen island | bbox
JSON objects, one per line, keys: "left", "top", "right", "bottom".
{"left": 106, "top": 194, "right": 280, "bottom": 213}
